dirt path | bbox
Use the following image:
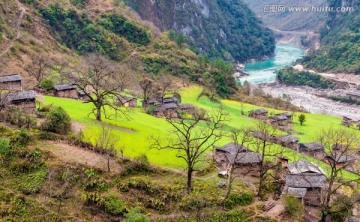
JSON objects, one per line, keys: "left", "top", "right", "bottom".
{"left": 0, "top": 0, "right": 26, "bottom": 58}
{"left": 42, "top": 141, "right": 122, "bottom": 173}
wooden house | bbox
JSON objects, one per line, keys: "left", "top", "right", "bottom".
{"left": 249, "top": 108, "right": 268, "bottom": 120}
{"left": 214, "top": 142, "right": 248, "bottom": 164}
{"left": 276, "top": 134, "right": 300, "bottom": 151}
{"left": 325, "top": 154, "right": 356, "bottom": 170}
{"left": 54, "top": 84, "right": 78, "bottom": 99}
{"left": 299, "top": 142, "right": 325, "bottom": 159}
{"left": 179, "top": 104, "right": 196, "bottom": 115}
{"left": 0, "top": 74, "right": 22, "bottom": 91}
{"left": 6, "top": 90, "right": 36, "bottom": 114}
{"left": 283, "top": 160, "right": 326, "bottom": 206}
{"left": 77, "top": 90, "right": 91, "bottom": 101}
{"left": 214, "top": 142, "right": 261, "bottom": 176}
{"left": 119, "top": 96, "right": 138, "bottom": 108}
{"left": 153, "top": 102, "right": 179, "bottom": 118}
{"left": 270, "top": 112, "right": 292, "bottom": 128}
{"left": 142, "top": 98, "right": 159, "bottom": 107}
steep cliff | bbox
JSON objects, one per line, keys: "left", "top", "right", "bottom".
{"left": 302, "top": 0, "right": 360, "bottom": 73}
{"left": 125, "top": 0, "right": 275, "bottom": 62}
{"left": 243, "top": 0, "right": 327, "bottom": 32}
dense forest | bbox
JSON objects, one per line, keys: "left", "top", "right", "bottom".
{"left": 125, "top": 0, "right": 275, "bottom": 62}
{"left": 277, "top": 67, "right": 335, "bottom": 89}
{"left": 301, "top": 1, "right": 360, "bottom": 74}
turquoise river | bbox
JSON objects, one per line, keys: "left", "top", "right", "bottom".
{"left": 241, "top": 43, "right": 304, "bottom": 84}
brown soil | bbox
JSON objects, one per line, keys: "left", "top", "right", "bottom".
{"left": 41, "top": 141, "right": 122, "bottom": 173}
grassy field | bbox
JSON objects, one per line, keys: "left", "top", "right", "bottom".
{"left": 44, "top": 85, "right": 360, "bottom": 178}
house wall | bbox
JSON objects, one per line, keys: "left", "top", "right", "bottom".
{"left": 0, "top": 81, "right": 22, "bottom": 91}
{"left": 55, "top": 89, "right": 78, "bottom": 99}
{"left": 124, "top": 100, "right": 137, "bottom": 108}
{"left": 12, "top": 100, "right": 36, "bottom": 114}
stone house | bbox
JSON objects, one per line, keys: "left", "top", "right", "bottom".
{"left": 283, "top": 160, "right": 326, "bottom": 206}
{"left": 0, "top": 74, "right": 22, "bottom": 91}
{"left": 325, "top": 154, "right": 356, "bottom": 170}
{"left": 6, "top": 90, "right": 37, "bottom": 114}
{"left": 214, "top": 142, "right": 262, "bottom": 176}
{"left": 118, "top": 96, "right": 138, "bottom": 108}
{"left": 276, "top": 134, "right": 300, "bottom": 151}
{"left": 270, "top": 112, "right": 292, "bottom": 128}
{"left": 249, "top": 108, "right": 268, "bottom": 120}
{"left": 299, "top": 142, "right": 325, "bottom": 159}
{"left": 153, "top": 102, "right": 179, "bottom": 118}
{"left": 54, "top": 84, "right": 78, "bottom": 99}
{"left": 179, "top": 104, "right": 196, "bottom": 115}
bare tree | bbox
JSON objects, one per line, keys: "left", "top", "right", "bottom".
{"left": 70, "top": 54, "right": 129, "bottom": 121}
{"left": 52, "top": 58, "right": 70, "bottom": 84}
{"left": 150, "top": 107, "right": 229, "bottom": 193}
{"left": 317, "top": 128, "right": 360, "bottom": 221}
{"left": 157, "top": 74, "right": 173, "bottom": 103}
{"left": 139, "top": 76, "right": 160, "bottom": 106}
{"left": 224, "top": 128, "right": 253, "bottom": 200}
{"left": 250, "top": 121, "right": 284, "bottom": 198}
{"left": 95, "top": 126, "right": 119, "bottom": 172}
{"left": 26, "top": 56, "right": 51, "bottom": 84}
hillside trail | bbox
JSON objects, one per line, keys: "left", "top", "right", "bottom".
{"left": 41, "top": 141, "right": 122, "bottom": 174}
{"left": 0, "top": 0, "right": 26, "bottom": 58}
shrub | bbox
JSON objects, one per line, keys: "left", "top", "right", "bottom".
{"left": 123, "top": 207, "right": 150, "bottom": 222}
{"left": 42, "top": 106, "right": 71, "bottom": 135}
{"left": 224, "top": 192, "right": 254, "bottom": 209}
{"left": 330, "top": 194, "right": 353, "bottom": 222}
{"left": 16, "top": 128, "right": 31, "bottom": 147}
{"left": 121, "top": 154, "right": 151, "bottom": 176}
{"left": 22, "top": 169, "right": 48, "bottom": 195}
{"left": 0, "top": 138, "right": 11, "bottom": 156}
{"left": 103, "top": 193, "right": 127, "bottom": 216}
{"left": 283, "top": 195, "right": 304, "bottom": 218}
{"left": 39, "top": 79, "right": 54, "bottom": 91}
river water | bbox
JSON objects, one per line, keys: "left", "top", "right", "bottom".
{"left": 240, "top": 43, "right": 304, "bottom": 84}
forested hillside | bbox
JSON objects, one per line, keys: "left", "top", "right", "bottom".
{"left": 302, "top": 0, "right": 360, "bottom": 74}
{"left": 0, "top": 0, "right": 238, "bottom": 97}
{"left": 125, "top": 0, "right": 275, "bottom": 62}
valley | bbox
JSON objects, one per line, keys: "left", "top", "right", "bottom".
{"left": 0, "top": 0, "right": 360, "bottom": 221}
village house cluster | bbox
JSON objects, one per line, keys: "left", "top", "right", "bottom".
{"left": 143, "top": 96, "right": 196, "bottom": 118}
{"left": 214, "top": 142, "right": 328, "bottom": 207}
{"left": 0, "top": 74, "right": 36, "bottom": 114}
{"left": 249, "top": 108, "right": 292, "bottom": 130}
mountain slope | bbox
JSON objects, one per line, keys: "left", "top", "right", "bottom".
{"left": 0, "top": 0, "right": 238, "bottom": 97}
{"left": 301, "top": 0, "right": 360, "bottom": 74}
{"left": 125, "top": 0, "right": 275, "bottom": 62}
{"left": 243, "top": 0, "right": 327, "bottom": 32}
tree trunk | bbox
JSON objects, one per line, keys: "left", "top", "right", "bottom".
{"left": 96, "top": 106, "right": 102, "bottom": 121}
{"left": 107, "top": 156, "right": 110, "bottom": 172}
{"left": 186, "top": 167, "right": 193, "bottom": 194}
{"left": 225, "top": 166, "right": 233, "bottom": 200}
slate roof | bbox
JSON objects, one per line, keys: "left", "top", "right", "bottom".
{"left": 179, "top": 104, "right": 195, "bottom": 109}
{"left": 154, "top": 102, "right": 179, "bottom": 112}
{"left": 226, "top": 152, "right": 262, "bottom": 165}
{"left": 250, "top": 108, "right": 268, "bottom": 115}
{"left": 272, "top": 115, "right": 288, "bottom": 121}
{"left": 277, "top": 134, "right": 299, "bottom": 143}
{"left": 215, "top": 142, "right": 248, "bottom": 154}
{"left": 7, "top": 90, "right": 36, "bottom": 102}
{"left": 163, "top": 97, "right": 179, "bottom": 104}
{"left": 0, "top": 74, "right": 22, "bottom": 83}
{"left": 285, "top": 173, "right": 326, "bottom": 188}
{"left": 287, "top": 187, "right": 307, "bottom": 198}
{"left": 54, "top": 84, "right": 76, "bottom": 91}
{"left": 326, "top": 154, "right": 355, "bottom": 163}
{"left": 119, "top": 96, "right": 137, "bottom": 104}
{"left": 287, "top": 160, "right": 325, "bottom": 175}
{"left": 300, "top": 142, "right": 324, "bottom": 152}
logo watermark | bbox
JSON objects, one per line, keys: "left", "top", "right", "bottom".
{"left": 262, "top": 5, "right": 355, "bottom": 13}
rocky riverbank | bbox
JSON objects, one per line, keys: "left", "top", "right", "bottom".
{"left": 262, "top": 84, "right": 360, "bottom": 119}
